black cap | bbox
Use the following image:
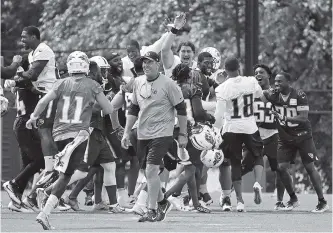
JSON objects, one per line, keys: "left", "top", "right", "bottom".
{"left": 224, "top": 56, "right": 240, "bottom": 72}
{"left": 140, "top": 51, "right": 160, "bottom": 62}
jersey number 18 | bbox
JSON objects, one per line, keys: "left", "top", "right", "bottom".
{"left": 231, "top": 94, "right": 253, "bottom": 118}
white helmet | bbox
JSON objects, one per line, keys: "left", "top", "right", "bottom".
{"left": 67, "top": 51, "right": 90, "bottom": 75}
{"left": 200, "top": 149, "right": 224, "bottom": 168}
{"left": 189, "top": 123, "right": 216, "bottom": 151}
{"left": 201, "top": 47, "right": 221, "bottom": 70}
{"left": 89, "top": 56, "right": 110, "bottom": 69}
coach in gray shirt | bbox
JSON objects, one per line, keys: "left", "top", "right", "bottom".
{"left": 121, "top": 51, "right": 188, "bottom": 222}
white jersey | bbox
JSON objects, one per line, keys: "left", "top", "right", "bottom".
{"left": 28, "top": 42, "right": 56, "bottom": 93}
{"left": 215, "top": 76, "right": 263, "bottom": 134}
{"left": 163, "top": 55, "right": 197, "bottom": 79}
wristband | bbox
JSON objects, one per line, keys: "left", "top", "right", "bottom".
{"left": 171, "top": 27, "right": 179, "bottom": 35}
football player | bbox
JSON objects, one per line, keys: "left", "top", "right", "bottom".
{"left": 17, "top": 26, "right": 58, "bottom": 189}
{"left": 264, "top": 72, "right": 329, "bottom": 213}
{"left": 163, "top": 63, "right": 215, "bottom": 213}
{"left": 240, "top": 64, "right": 285, "bottom": 209}
{"left": 26, "top": 51, "right": 115, "bottom": 230}
{"left": 214, "top": 57, "right": 264, "bottom": 212}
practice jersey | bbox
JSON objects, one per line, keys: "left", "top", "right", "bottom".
{"left": 215, "top": 76, "right": 263, "bottom": 134}
{"left": 52, "top": 76, "right": 103, "bottom": 141}
{"left": 264, "top": 87, "right": 312, "bottom": 140}
{"left": 28, "top": 42, "right": 57, "bottom": 93}
{"left": 253, "top": 96, "right": 278, "bottom": 140}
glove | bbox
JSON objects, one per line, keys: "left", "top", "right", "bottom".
{"left": 1, "top": 95, "right": 9, "bottom": 116}
{"left": 4, "top": 80, "right": 16, "bottom": 89}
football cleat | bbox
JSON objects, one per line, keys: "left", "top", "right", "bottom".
{"left": 219, "top": 195, "right": 232, "bottom": 211}
{"left": 156, "top": 200, "right": 173, "bottom": 222}
{"left": 253, "top": 182, "right": 263, "bottom": 205}
{"left": 274, "top": 201, "right": 286, "bottom": 210}
{"left": 56, "top": 198, "right": 71, "bottom": 211}
{"left": 283, "top": 198, "right": 300, "bottom": 211}
{"left": 64, "top": 197, "right": 83, "bottom": 211}
{"left": 22, "top": 196, "right": 39, "bottom": 212}
{"left": 168, "top": 196, "right": 190, "bottom": 211}
{"left": 200, "top": 192, "right": 213, "bottom": 206}
{"left": 138, "top": 209, "right": 157, "bottom": 222}
{"left": 93, "top": 202, "right": 109, "bottom": 211}
{"left": 108, "top": 203, "right": 126, "bottom": 213}
{"left": 8, "top": 201, "right": 33, "bottom": 213}
{"left": 36, "top": 170, "right": 59, "bottom": 189}
{"left": 36, "top": 211, "right": 55, "bottom": 230}
{"left": 311, "top": 200, "right": 329, "bottom": 213}
{"left": 3, "top": 181, "right": 22, "bottom": 205}
{"left": 236, "top": 202, "right": 245, "bottom": 212}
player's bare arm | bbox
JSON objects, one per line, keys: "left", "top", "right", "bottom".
{"left": 109, "top": 90, "right": 125, "bottom": 130}
{"left": 95, "top": 92, "right": 114, "bottom": 115}
{"left": 16, "top": 60, "right": 48, "bottom": 81}
{"left": 26, "top": 90, "right": 57, "bottom": 129}
{"left": 161, "top": 13, "right": 186, "bottom": 69}
{"left": 121, "top": 103, "right": 139, "bottom": 149}
{"left": 213, "top": 99, "right": 226, "bottom": 130}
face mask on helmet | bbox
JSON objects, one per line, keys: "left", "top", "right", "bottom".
{"left": 67, "top": 51, "right": 90, "bottom": 75}
{"left": 189, "top": 123, "right": 216, "bottom": 151}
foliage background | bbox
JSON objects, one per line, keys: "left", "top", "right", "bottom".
{"left": 1, "top": 0, "right": 332, "bottom": 193}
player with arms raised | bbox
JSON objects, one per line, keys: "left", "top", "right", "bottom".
{"left": 265, "top": 72, "right": 329, "bottom": 213}
{"left": 213, "top": 57, "right": 264, "bottom": 212}
{"left": 26, "top": 51, "right": 115, "bottom": 230}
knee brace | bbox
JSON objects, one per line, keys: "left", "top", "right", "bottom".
{"left": 101, "top": 162, "right": 116, "bottom": 186}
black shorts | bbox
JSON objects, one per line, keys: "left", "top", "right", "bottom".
{"left": 56, "top": 138, "right": 88, "bottom": 175}
{"left": 137, "top": 136, "right": 174, "bottom": 168}
{"left": 13, "top": 117, "right": 44, "bottom": 165}
{"left": 221, "top": 131, "right": 263, "bottom": 163}
{"left": 242, "top": 133, "right": 278, "bottom": 171}
{"left": 105, "top": 124, "right": 133, "bottom": 163}
{"left": 277, "top": 137, "right": 318, "bottom": 165}
{"left": 86, "top": 129, "right": 114, "bottom": 165}
{"left": 37, "top": 99, "right": 57, "bottom": 129}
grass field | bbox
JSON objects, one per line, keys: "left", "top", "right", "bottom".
{"left": 1, "top": 190, "right": 332, "bottom": 232}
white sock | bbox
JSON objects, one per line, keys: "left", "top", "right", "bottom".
{"left": 199, "top": 184, "right": 208, "bottom": 194}
{"left": 222, "top": 190, "right": 231, "bottom": 197}
{"left": 44, "top": 156, "right": 54, "bottom": 172}
{"left": 42, "top": 194, "right": 58, "bottom": 215}
{"left": 136, "top": 190, "right": 148, "bottom": 206}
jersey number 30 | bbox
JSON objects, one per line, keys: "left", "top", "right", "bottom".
{"left": 59, "top": 96, "right": 83, "bottom": 123}
{"left": 231, "top": 94, "right": 253, "bottom": 118}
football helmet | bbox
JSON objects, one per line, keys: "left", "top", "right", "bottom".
{"left": 89, "top": 56, "right": 110, "bottom": 69}
{"left": 0, "top": 95, "right": 9, "bottom": 117}
{"left": 67, "top": 51, "right": 90, "bottom": 75}
{"left": 201, "top": 47, "right": 221, "bottom": 70}
{"left": 200, "top": 149, "right": 224, "bottom": 168}
{"left": 189, "top": 123, "right": 215, "bottom": 151}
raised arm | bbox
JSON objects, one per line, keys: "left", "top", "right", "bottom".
{"left": 161, "top": 13, "right": 186, "bottom": 70}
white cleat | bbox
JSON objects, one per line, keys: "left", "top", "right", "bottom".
{"left": 36, "top": 211, "right": 55, "bottom": 230}
{"left": 219, "top": 195, "right": 232, "bottom": 211}
{"left": 108, "top": 203, "right": 126, "bottom": 213}
{"left": 253, "top": 182, "right": 263, "bottom": 205}
{"left": 236, "top": 202, "right": 245, "bottom": 212}
{"left": 8, "top": 201, "right": 33, "bottom": 213}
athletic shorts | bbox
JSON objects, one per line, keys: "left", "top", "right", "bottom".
{"left": 13, "top": 117, "right": 44, "bottom": 166}
{"left": 105, "top": 124, "right": 133, "bottom": 163}
{"left": 221, "top": 131, "right": 263, "bottom": 163}
{"left": 137, "top": 136, "right": 174, "bottom": 168}
{"left": 37, "top": 99, "right": 57, "bottom": 129}
{"left": 56, "top": 138, "right": 88, "bottom": 175}
{"left": 242, "top": 133, "right": 278, "bottom": 171}
{"left": 277, "top": 137, "right": 318, "bottom": 165}
{"left": 86, "top": 129, "right": 114, "bottom": 165}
